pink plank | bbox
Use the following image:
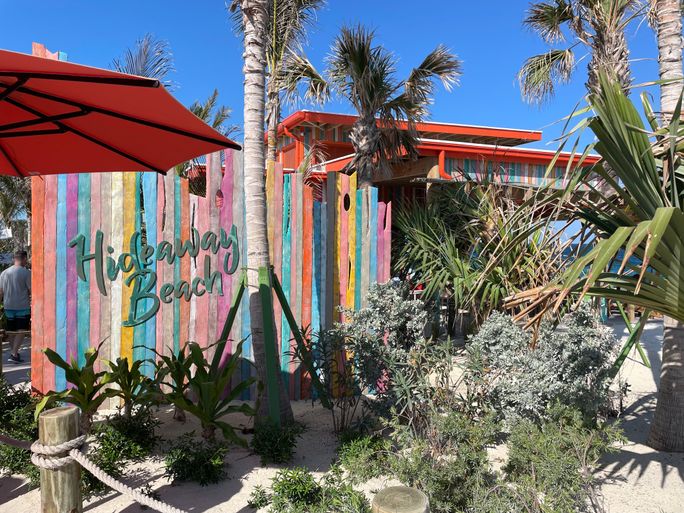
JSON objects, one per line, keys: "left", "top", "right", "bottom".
{"left": 155, "top": 174, "right": 165, "bottom": 360}
{"left": 90, "top": 173, "right": 101, "bottom": 356}
{"left": 42, "top": 175, "right": 58, "bottom": 390}
{"left": 195, "top": 158, "right": 210, "bottom": 349}
{"left": 339, "top": 174, "right": 350, "bottom": 314}
{"left": 217, "top": 150, "right": 234, "bottom": 352}
{"left": 66, "top": 174, "right": 79, "bottom": 365}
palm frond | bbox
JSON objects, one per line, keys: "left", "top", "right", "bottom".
{"left": 518, "top": 48, "right": 576, "bottom": 104}
{"left": 111, "top": 34, "right": 175, "bottom": 89}
{"left": 280, "top": 52, "right": 330, "bottom": 105}
{"left": 523, "top": 0, "right": 575, "bottom": 42}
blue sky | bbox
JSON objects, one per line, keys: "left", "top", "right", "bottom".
{"left": 0, "top": 1, "right": 661, "bottom": 149}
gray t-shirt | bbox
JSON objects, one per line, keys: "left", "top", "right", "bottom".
{"left": 0, "top": 265, "right": 31, "bottom": 310}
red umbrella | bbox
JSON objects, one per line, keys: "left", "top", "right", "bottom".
{"left": 0, "top": 49, "right": 240, "bottom": 177}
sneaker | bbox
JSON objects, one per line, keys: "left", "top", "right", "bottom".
{"left": 8, "top": 353, "right": 22, "bottom": 364}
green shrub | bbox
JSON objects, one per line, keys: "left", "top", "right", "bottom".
{"left": 82, "top": 410, "right": 160, "bottom": 496}
{"left": 467, "top": 306, "right": 619, "bottom": 425}
{"left": 388, "top": 410, "right": 497, "bottom": 513}
{"left": 502, "top": 406, "right": 623, "bottom": 513}
{"left": 248, "top": 485, "right": 272, "bottom": 509}
{"left": 264, "top": 466, "right": 370, "bottom": 513}
{"left": 164, "top": 433, "right": 229, "bottom": 486}
{"left": 0, "top": 377, "right": 39, "bottom": 487}
{"left": 106, "top": 357, "right": 159, "bottom": 418}
{"left": 337, "top": 435, "right": 388, "bottom": 484}
{"left": 252, "top": 420, "right": 303, "bottom": 464}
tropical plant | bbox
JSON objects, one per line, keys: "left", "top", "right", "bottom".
{"left": 35, "top": 346, "right": 115, "bottom": 433}
{"left": 394, "top": 182, "right": 570, "bottom": 327}
{"left": 106, "top": 356, "right": 158, "bottom": 419}
{"left": 158, "top": 340, "right": 255, "bottom": 443}
{"left": 518, "top": 0, "right": 642, "bottom": 103}
{"left": 326, "top": 25, "right": 461, "bottom": 187}
{"left": 111, "top": 33, "right": 175, "bottom": 88}
{"left": 229, "top": 0, "right": 294, "bottom": 425}
{"left": 512, "top": 74, "right": 684, "bottom": 450}
{"left": 0, "top": 176, "right": 31, "bottom": 249}
{"left": 164, "top": 433, "right": 229, "bottom": 486}
{"left": 650, "top": 0, "right": 683, "bottom": 120}
{"left": 230, "top": 0, "right": 329, "bottom": 164}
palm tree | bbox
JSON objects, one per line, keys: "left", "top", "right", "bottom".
{"left": 0, "top": 176, "right": 31, "bottom": 249}
{"left": 518, "top": 0, "right": 640, "bottom": 104}
{"left": 230, "top": 0, "right": 294, "bottom": 424}
{"left": 261, "top": 0, "right": 328, "bottom": 164}
{"left": 648, "top": 0, "right": 683, "bottom": 451}
{"left": 326, "top": 25, "right": 461, "bottom": 187}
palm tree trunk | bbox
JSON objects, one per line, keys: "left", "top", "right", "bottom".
{"left": 240, "top": 0, "right": 293, "bottom": 424}
{"left": 266, "top": 86, "right": 279, "bottom": 165}
{"left": 649, "top": 0, "right": 684, "bottom": 452}
{"left": 654, "top": 0, "right": 683, "bottom": 119}
{"left": 350, "top": 117, "right": 380, "bottom": 188}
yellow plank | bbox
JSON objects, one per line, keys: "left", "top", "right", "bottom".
{"left": 120, "top": 172, "right": 136, "bottom": 362}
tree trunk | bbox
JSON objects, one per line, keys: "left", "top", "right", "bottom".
{"left": 649, "top": 0, "right": 684, "bottom": 452}
{"left": 266, "top": 87, "right": 280, "bottom": 165}
{"left": 654, "top": 0, "right": 683, "bottom": 120}
{"left": 649, "top": 316, "right": 684, "bottom": 451}
{"left": 350, "top": 117, "right": 380, "bottom": 189}
{"left": 240, "top": 0, "right": 293, "bottom": 424}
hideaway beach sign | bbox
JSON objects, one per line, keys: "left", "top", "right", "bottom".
{"left": 69, "top": 226, "right": 240, "bottom": 327}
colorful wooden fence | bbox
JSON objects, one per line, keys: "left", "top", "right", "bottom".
{"left": 30, "top": 151, "right": 391, "bottom": 401}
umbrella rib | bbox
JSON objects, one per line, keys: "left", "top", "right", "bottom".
{"left": 0, "top": 71, "right": 159, "bottom": 88}
{"left": 0, "top": 82, "right": 239, "bottom": 149}
{"left": 0, "top": 140, "right": 25, "bottom": 177}
{"left": 0, "top": 76, "right": 28, "bottom": 102}
{"left": 5, "top": 96, "right": 165, "bottom": 173}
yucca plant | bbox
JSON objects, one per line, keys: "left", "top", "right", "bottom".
{"left": 35, "top": 346, "right": 115, "bottom": 433}
{"left": 157, "top": 340, "right": 255, "bottom": 443}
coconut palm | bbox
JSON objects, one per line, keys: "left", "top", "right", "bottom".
{"left": 650, "top": 0, "right": 683, "bottom": 120}
{"left": 518, "top": 0, "right": 641, "bottom": 103}
{"left": 326, "top": 25, "right": 461, "bottom": 187}
{"left": 230, "top": 0, "right": 294, "bottom": 424}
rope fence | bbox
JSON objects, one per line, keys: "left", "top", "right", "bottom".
{"left": 0, "top": 408, "right": 187, "bottom": 513}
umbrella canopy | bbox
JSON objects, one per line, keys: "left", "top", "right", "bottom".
{"left": 0, "top": 49, "right": 240, "bottom": 176}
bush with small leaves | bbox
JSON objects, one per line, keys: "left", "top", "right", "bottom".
{"left": 252, "top": 420, "right": 303, "bottom": 464}
{"left": 337, "top": 435, "right": 388, "bottom": 484}
{"left": 0, "top": 377, "right": 39, "bottom": 487}
{"left": 248, "top": 485, "right": 272, "bottom": 510}
{"left": 164, "top": 433, "right": 229, "bottom": 486}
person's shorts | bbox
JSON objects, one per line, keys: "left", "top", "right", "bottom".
{"left": 5, "top": 309, "right": 31, "bottom": 332}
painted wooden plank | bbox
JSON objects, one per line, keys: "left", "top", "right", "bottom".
{"left": 320, "top": 195, "right": 327, "bottom": 331}
{"left": 360, "top": 188, "right": 371, "bottom": 308}
{"left": 89, "top": 173, "right": 101, "bottom": 364}
{"left": 155, "top": 173, "right": 166, "bottom": 360}
{"left": 292, "top": 173, "right": 304, "bottom": 400}
{"left": 300, "top": 184, "right": 313, "bottom": 399}
{"left": 195, "top": 171, "right": 209, "bottom": 350}
{"left": 110, "top": 173, "right": 124, "bottom": 365}
{"left": 132, "top": 173, "right": 146, "bottom": 367}
{"left": 338, "top": 174, "right": 349, "bottom": 320}
{"left": 120, "top": 172, "right": 137, "bottom": 363}
{"left": 312, "top": 201, "right": 322, "bottom": 338}
{"left": 346, "top": 173, "right": 357, "bottom": 310}
{"left": 30, "top": 175, "right": 45, "bottom": 392}
{"left": 266, "top": 161, "right": 275, "bottom": 263}
{"left": 376, "top": 202, "right": 386, "bottom": 283}
{"left": 141, "top": 172, "right": 157, "bottom": 377}
{"left": 173, "top": 172, "right": 182, "bottom": 354}
{"left": 180, "top": 176, "right": 191, "bottom": 352}
{"left": 66, "top": 174, "right": 79, "bottom": 366}
{"left": 355, "top": 189, "right": 363, "bottom": 310}
{"left": 189, "top": 194, "right": 199, "bottom": 345}
{"left": 55, "top": 175, "right": 68, "bottom": 391}
{"left": 382, "top": 199, "right": 392, "bottom": 282}
{"left": 324, "top": 174, "right": 336, "bottom": 328}
{"left": 77, "top": 173, "right": 91, "bottom": 365}
{"left": 98, "top": 172, "right": 111, "bottom": 376}
{"left": 162, "top": 171, "right": 176, "bottom": 356}
{"left": 280, "top": 174, "right": 292, "bottom": 391}
{"left": 42, "top": 175, "right": 58, "bottom": 391}
{"left": 272, "top": 163, "right": 284, "bottom": 361}
{"left": 217, "top": 150, "right": 234, "bottom": 354}
{"left": 369, "top": 187, "right": 378, "bottom": 285}
{"left": 207, "top": 153, "right": 221, "bottom": 355}
{"left": 239, "top": 170, "right": 253, "bottom": 400}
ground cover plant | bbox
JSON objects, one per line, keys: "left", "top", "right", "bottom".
{"left": 164, "top": 433, "right": 230, "bottom": 486}
{"left": 252, "top": 420, "right": 304, "bottom": 464}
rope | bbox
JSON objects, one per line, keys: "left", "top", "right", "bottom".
{"left": 1, "top": 431, "right": 187, "bottom": 513}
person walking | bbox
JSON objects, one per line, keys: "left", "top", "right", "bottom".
{"left": 0, "top": 250, "right": 31, "bottom": 364}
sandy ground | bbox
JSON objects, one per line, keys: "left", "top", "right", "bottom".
{"left": 1, "top": 319, "right": 683, "bottom": 513}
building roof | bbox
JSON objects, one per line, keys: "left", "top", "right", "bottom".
{"left": 277, "top": 110, "right": 544, "bottom": 147}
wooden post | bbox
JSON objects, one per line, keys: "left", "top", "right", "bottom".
{"left": 372, "top": 486, "right": 429, "bottom": 513}
{"left": 38, "top": 406, "right": 82, "bottom": 513}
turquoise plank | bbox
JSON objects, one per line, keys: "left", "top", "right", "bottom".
{"left": 354, "top": 190, "right": 363, "bottom": 310}
{"left": 280, "top": 175, "right": 292, "bottom": 391}
{"left": 55, "top": 175, "right": 67, "bottom": 391}
{"left": 77, "top": 174, "right": 91, "bottom": 366}
{"left": 369, "top": 187, "right": 378, "bottom": 285}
